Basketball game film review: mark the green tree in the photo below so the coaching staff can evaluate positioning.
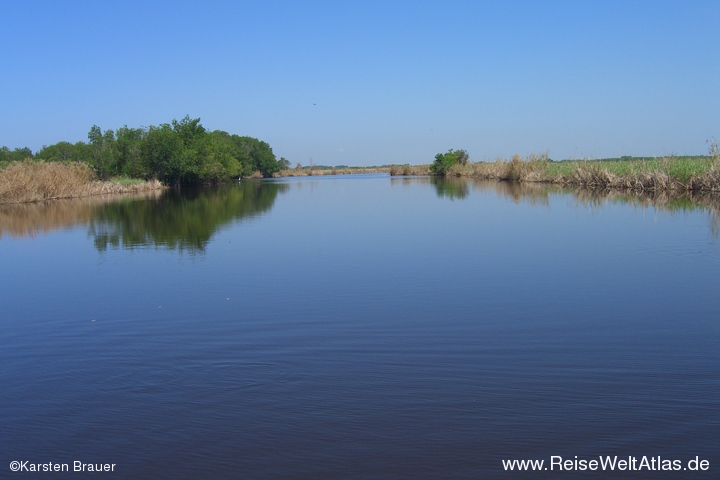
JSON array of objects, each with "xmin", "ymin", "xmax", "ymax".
[
  {"xmin": 172, "ymin": 116, "xmax": 203, "ymax": 183},
  {"xmin": 36, "ymin": 142, "xmax": 90, "ymax": 163},
  {"xmin": 210, "ymin": 130, "xmax": 252, "ymax": 178},
  {"xmin": 6, "ymin": 116, "xmax": 281, "ymax": 185},
  {"xmin": 115, "ymin": 126, "xmax": 147, "ymax": 178},
  {"xmin": 141, "ymin": 124, "xmax": 184, "ymax": 184},
  {"xmin": 197, "ymin": 131, "xmax": 243, "ymax": 183},
  {"xmin": 230, "ymin": 136, "xmax": 279, "ymax": 177},
  {"xmin": 88, "ymin": 125, "xmax": 118, "ymax": 179},
  {"xmin": 161, "ymin": 117, "xmax": 241, "ymax": 183},
  {"xmin": 0, "ymin": 146, "xmax": 33, "ymax": 163},
  {"xmin": 172, "ymin": 115, "xmax": 206, "ymax": 147},
  {"xmin": 430, "ymin": 149, "xmax": 469, "ymax": 175}
]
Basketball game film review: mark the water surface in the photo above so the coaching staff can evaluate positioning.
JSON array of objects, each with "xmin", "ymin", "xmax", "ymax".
[{"xmin": 1, "ymin": 176, "xmax": 718, "ymax": 478}]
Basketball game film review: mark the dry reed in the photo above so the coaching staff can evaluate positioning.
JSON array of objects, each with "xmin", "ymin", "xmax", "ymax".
[
  {"xmin": 276, "ymin": 167, "xmax": 391, "ymax": 177},
  {"xmin": 0, "ymin": 160, "xmax": 165, "ymax": 204},
  {"xmin": 389, "ymin": 164, "xmax": 430, "ymax": 176}
]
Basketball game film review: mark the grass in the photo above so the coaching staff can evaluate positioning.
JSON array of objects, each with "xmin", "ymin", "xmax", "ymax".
[
  {"xmin": 389, "ymin": 164, "xmax": 431, "ymax": 176},
  {"xmin": 109, "ymin": 176, "xmax": 150, "ymax": 186},
  {"xmin": 0, "ymin": 160, "xmax": 165, "ymax": 204},
  {"xmin": 275, "ymin": 166, "xmax": 390, "ymax": 177},
  {"xmin": 6, "ymin": 153, "xmax": 720, "ymax": 204},
  {"xmin": 271, "ymin": 154, "xmax": 720, "ymax": 194},
  {"xmin": 437, "ymin": 154, "xmax": 720, "ymax": 193}
]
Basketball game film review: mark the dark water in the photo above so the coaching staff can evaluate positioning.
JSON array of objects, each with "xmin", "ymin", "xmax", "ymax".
[{"xmin": 1, "ymin": 176, "xmax": 719, "ymax": 479}]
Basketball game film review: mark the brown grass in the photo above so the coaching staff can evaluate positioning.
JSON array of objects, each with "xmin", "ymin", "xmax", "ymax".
[
  {"xmin": 0, "ymin": 160, "xmax": 165, "ymax": 204},
  {"xmin": 389, "ymin": 164, "xmax": 431, "ymax": 176},
  {"xmin": 690, "ymin": 168, "xmax": 720, "ymax": 192},
  {"xmin": 275, "ymin": 167, "xmax": 391, "ymax": 177},
  {"xmin": 445, "ymin": 153, "xmax": 554, "ymax": 182}
]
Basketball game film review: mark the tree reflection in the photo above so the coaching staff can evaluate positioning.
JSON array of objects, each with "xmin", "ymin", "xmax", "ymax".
[
  {"xmin": 430, "ymin": 177, "xmax": 470, "ymax": 200},
  {"xmin": 88, "ymin": 181, "xmax": 288, "ymax": 252},
  {"xmin": 0, "ymin": 181, "xmax": 288, "ymax": 251}
]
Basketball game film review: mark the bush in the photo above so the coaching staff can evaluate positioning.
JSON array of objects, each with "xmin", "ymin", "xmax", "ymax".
[{"xmin": 430, "ymin": 149, "xmax": 469, "ymax": 175}]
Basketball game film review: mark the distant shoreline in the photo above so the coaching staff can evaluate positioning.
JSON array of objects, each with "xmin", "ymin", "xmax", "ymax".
[
  {"xmin": 4, "ymin": 155, "xmax": 720, "ymax": 204},
  {"xmin": 270, "ymin": 166, "xmax": 391, "ymax": 177},
  {"xmin": 275, "ymin": 155, "xmax": 720, "ymax": 194}
]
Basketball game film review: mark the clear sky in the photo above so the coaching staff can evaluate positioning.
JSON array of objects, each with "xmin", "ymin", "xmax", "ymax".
[{"xmin": 2, "ymin": 0, "xmax": 719, "ymax": 165}]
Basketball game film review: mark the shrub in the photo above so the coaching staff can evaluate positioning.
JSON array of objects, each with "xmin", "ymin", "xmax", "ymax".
[{"xmin": 430, "ymin": 149, "xmax": 469, "ymax": 175}]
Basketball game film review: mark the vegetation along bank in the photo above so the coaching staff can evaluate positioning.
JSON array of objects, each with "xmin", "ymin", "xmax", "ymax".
[
  {"xmin": 3, "ymin": 117, "xmax": 719, "ymax": 203},
  {"xmin": 390, "ymin": 146, "xmax": 720, "ymax": 193},
  {"xmin": 0, "ymin": 116, "xmax": 288, "ymax": 204}
]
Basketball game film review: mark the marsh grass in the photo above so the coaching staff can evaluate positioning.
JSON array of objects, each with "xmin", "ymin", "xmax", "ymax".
[
  {"xmin": 446, "ymin": 152, "xmax": 553, "ymax": 182},
  {"xmin": 110, "ymin": 176, "xmax": 149, "ymax": 186},
  {"xmin": 436, "ymin": 154, "xmax": 720, "ymax": 193},
  {"xmin": 277, "ymin": 167, "xmax": 391, "ymax": 177},
  {"xmin": 273, "ymin": 153, "xmax": 720, "ymax": 193},
  {"xmin": 565, "ymin": 157, "xmax": 720, "ymax": 191},
  {"xmin": 389, "ymin": 164, "xmax": 431, "ymax": 176},
  {"xmin": 268, "ymin": 153, "xmax": 720, "ymax": 193},
  {"xmin": 0, "ymin": 160, "xmax": 164, "ymax": 204}
]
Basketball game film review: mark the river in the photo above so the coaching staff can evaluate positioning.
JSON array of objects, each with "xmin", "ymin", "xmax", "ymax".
[{"xmin": 1, "ymin": 175, "xmax": 718, "ymax": 478}]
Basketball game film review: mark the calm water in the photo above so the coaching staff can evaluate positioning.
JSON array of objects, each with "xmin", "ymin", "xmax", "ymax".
[{"xmin": 1, "ymin": 176, "xmax": 719, "ymax": 479}]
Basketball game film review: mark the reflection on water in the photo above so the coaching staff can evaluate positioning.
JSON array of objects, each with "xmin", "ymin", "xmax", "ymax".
[
  {"xmin": 0, "ymin": 190, "xmax": 164, "ymax": 239},
  {"xmin": 88, "ymin": 181, "xmax": 288, "ymax": 252},
  {"xmin": 430, "ymin": 176, "xmax": 470, "ymax": 200},
  {"xmin": 392, "ymin": 176, "xmax": 720, "ymax": 234},
  {"xmin": 0, "ymin": 181, "xmax": 288, "ymax": 251},
  {"xmin": 3, "ymin": 176, "xmax": 720, "ymax": 247}
]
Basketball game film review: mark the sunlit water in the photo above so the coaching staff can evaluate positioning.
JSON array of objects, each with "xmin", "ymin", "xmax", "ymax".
[{"xmin": 1, "ymin": 176, "xmax": 719, "ymax": 479}]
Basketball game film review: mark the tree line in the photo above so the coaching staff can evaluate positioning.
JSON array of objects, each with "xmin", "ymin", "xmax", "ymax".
[{"xmin": 1, "ymin": 116, "xmax": 290, "ymax": 184}]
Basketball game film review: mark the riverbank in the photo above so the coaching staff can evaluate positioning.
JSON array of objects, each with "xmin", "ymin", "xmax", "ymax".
[
  {"xmin": 398, "ymin": 154, "xmax": 720, "ymax": 193},
  {"xmin": 0, "ymin": 160, "xmax": 165, "ymax": 204},
  {"xmin": 5, "ymin": 155, "xmax": 720, "ymax": 204},
  {"xmin": 272, "ymin": 166, "xmax": 391, "ymax": 177}
]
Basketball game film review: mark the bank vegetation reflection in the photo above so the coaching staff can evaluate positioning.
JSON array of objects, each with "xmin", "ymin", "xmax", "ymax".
[
  {"xmin": 0, "ymin": 181, "xmax": 289, "ymax": 251},
  {"xmin": 3, "ymin": 177, "xmax": 720, "ymax": 247},
  {"xmin": 392, "ymin": 176, "xmax": 720, "ymax": 236}
]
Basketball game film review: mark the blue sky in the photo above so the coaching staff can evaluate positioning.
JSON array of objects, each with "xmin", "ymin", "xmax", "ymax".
[{"xmin": 2, "ymin": 0, "xmax": 719, "ymax": 165}]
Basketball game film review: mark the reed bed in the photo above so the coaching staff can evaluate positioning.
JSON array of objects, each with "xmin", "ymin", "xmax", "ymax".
[
  {"xmin": 275, "ymin": 167, "xmax": 391, "ymax": 177},
  {"xmin": 0, "ymin": 160, "xmax": 165, "ymax": 204},
  {"xmin": 388, "ymin": 164, "xmax": 431, "ymax": 176},
  {"xmin": 277, "ymin": 154, "xmax": 720, "ymax": 194},
  {"xmin": 438, "ymin": 154, "xmax": 720, "ymax": 193}
]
